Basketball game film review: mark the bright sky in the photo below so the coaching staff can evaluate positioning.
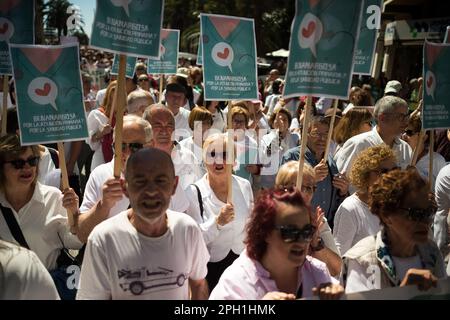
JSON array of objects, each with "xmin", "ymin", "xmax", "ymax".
[{"xmin": 70, "ymin": 0, "xmax": 95, "ymax": 36}]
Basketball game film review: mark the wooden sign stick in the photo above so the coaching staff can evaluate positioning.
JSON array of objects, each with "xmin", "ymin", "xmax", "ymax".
[
  {"xmin": 323, "ymin": 99, "xmax": 339, "ymax": 162},
  {"xmin": 428, "ymin": 130, "xmax": 434, "ymax": 189},
  {"xmin": 226, "ymin": 101, "xmax": 234, "ymax": 204},
  {"xmin": 411, "ymin": 130, "xmax": 426, "ymax": 166},
  {"xmin": 57, "ymin": 142, "xmax": 75, "ymax": 232},
  {"xmin": 113, "ymin": 55, "xmax": 127, "ymax": 178},
  {"xmin": 296, "ymin": 96, "xmax": 312, "ymax": 189},
  {"xmin": 1, "ymin": 76, "xmax": 8, "ymax": 137},
  {"xmin": 159, "ymin": 75, "xmax": 163, "ymax": 103}
]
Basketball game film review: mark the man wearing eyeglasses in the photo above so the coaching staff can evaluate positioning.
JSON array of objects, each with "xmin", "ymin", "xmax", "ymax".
[
  {"xmin": 281, "ymin": 116, "xmax": 349, "ymax": 229},
  {"xmin": 76, "ymin": 115, "xmax": 153, "ymax": 243},
  {"xmin": 334, "ymin": 95, "xmax": 412, "ymax": 179}
]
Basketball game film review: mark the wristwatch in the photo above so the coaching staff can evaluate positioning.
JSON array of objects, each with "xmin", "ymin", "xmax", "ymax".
[{"xmin": 311, "ymin": 237, "xmax": 325, "ymax": 252}]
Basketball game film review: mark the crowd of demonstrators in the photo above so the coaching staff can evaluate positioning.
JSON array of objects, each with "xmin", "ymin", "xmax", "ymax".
[{"xmin": 3, "ymin": 51, "xmax": 450, "ymax": 301}]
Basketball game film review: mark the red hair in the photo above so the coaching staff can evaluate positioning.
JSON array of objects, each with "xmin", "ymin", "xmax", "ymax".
[{"xmin": 245, "ymin": 188, "xmax": 310, "ymax": 261}]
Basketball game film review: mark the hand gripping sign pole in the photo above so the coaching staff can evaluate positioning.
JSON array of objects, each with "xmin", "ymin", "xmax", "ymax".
[
  {"xmin": 323, "ymin": 99, "xmax": 339, "ymax": 162},
  {"xmin": 296, "ymin": 96, "xmax": 312, "ymax": 190},
  {"xmin": 1, "ymin": 76, "xmax": 8, "ymax": 137},
  {"xmin": 57, "ymin": 142, "xmax": 76, "ymax": 232},
  {"xmin": 113, "ymin": 55, "xmax": 127, "ymax": 178}
]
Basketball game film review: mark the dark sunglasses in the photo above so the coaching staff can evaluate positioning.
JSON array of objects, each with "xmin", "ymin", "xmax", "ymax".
[
  {"xmin": 121, "ymin": 142, "xmax": 144, "ymax": 153},
  {"xmin": 138, "ymin": 78, "xmax": 149, "ymax": 82},
  {"xmin": 275, "ymin": 224, "xmax": 316, "ymax": 243},
  {"xmin": 301, "ymin": 185, "xmax": 317, "ymax": 194},
  {"xmin": 398, "ymin": 206, "xmax": 436, "ymax": 222},
  {"xmin": 208, "ymin": 151, "xmax": 227, "ymax": 159},
  {"xmin": 5, "ymin": 156, "xmax": 39, "ymax": 170},
  {"xmin": 404, "ymin": 129, "xmax": 416, "ymax": 136}
]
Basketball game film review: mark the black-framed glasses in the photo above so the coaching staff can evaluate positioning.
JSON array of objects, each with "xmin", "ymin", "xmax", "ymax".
[
  {"xmin": 121, "ymin": 142, "xmax": 143, "ymax": 153},
  {"xmin": 398, "ymin": 206, "xmax": 436, "ymax": 222},
  {"xmin": 275, "ymin": 224, "xmax": 316, "ymax": 243},
  {"xmin": 5, "ymin": 156, "xmax": 39, "ymax": 170}
]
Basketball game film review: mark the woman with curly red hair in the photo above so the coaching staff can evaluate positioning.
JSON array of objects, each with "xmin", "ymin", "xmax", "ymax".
[
  {"xmin": 209, "ymin": 188, "xmax": 343, "ymax": 300},
  {"xmin": 343, "ymin": 168, "xmax": 446, "ymax": 293}
]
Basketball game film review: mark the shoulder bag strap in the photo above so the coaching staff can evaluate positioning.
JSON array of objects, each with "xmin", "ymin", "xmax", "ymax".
[{"xmin": 191, "ymin": 184, "xmax": 204, "ymax": 220}]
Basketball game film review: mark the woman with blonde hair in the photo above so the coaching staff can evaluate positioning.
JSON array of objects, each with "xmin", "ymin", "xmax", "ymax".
[
  {"xmin": 185, "ymin": 133, "xmax": 254, "ymax": 291},
  {"xmin": 86, "ymin": 80, "xmax": 117, "ymax": 169},
  {"xmin": 333, "ymin": 144, "xmax": 398, "ymax": 255},
  {"xmin": 275, "ymin": 161, "xmax": 342, "ymax": 277},
  {"xmin": 333, "ymin": 107, "xmax": 373, "ymax": 155}
]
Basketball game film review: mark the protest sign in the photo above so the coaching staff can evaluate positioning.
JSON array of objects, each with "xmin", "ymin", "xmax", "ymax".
[
  {"xmin": 0, "ymin": 0, "xmax": 34, "ymax": 75},
  {"xmin": 422, "ymin": 41, "xmax": 450, "ymax": 130},
  {"xmin": 284, "ymin": 0, "xmax": 363, "ymax": 99},
  {"xmin": 147, "ymin": 29, "xmax": 180, "ymax": 74},
  {"xmin": 111, "ymin": 54, "xmax": 137, "ymax": 78},
  {"xmin": 90, "ymin": 0, "xmax": 164, "ymax": 58},
  {"xmin": 9, "ymin": 43, "xmax": 88, "ymax": 145},
  {"xmin": 201, "ymin": 13, "xmax": 258, "ymax": 101},
  {"xmin": 353, "ymin": 0, "xmax": 382, "ymax": 75}
]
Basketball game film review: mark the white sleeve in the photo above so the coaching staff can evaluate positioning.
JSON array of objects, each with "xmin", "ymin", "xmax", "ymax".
[
  {"xmin": 187, "ymin": 222, "xmax": 210, "ymax": 281},
  {"xmin": 76, "ymin": 235, "xmax": 111, "ymax": 300},
  {"xmin": 434, "ymin": 169, "xmax": 450, "ymax": 250},
  {"xmin": 185, "ymin": 185, "xmax": 220, "ymax": 246},
  {"xmin": 334, "ymin": 140, "xmax": 360, "ymax": 174},
  {"xmin": 87, "ymin": 111, "xmax": 107, "ymax": 151},
  {"xmin": 80, "ymin": 172, "xmax": 102, "ymax": 213},
  {"xmin": 319, "ymin": 219, "xmax": 341, "ymax": 256},
  {"xmin": 344, "ymin": 259, "xmax": 373, "ymax": 294},
  {"xmin": 2, "ymin": 249, "xmax": 60, "ymax": 300},
  {"xmin": 333, "ymin": 204, "xmax": 358, "ymax": 255}
]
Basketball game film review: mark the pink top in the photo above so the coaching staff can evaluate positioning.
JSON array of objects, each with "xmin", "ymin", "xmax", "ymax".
[{"xmin": 209, "ymin": 249, "xmax": 337, "ymax": 300}]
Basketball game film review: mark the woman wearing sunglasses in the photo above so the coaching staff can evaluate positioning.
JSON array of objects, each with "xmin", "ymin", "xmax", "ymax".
[
  {"xmin": 401, "ymin": 113, "xmax": 446, "ymax": 189},
  {"xmin": 333, "ymin": 145, "xmax": 398, "ymax": 256},
  {"xmin": 210, "ymin": 188, "xmax": 343, "ymax": 300},
  {"xmin": 0, "ymin": 134, "xmax": 83, "ymax": 271},
  {"xmin": 343, "ymin": 168, "xmax": 446, "ymax": 293},
  {"xmin": 185, "ymin": 133, "xmax": 254, "ymax": 292},
  {"xmin": 275, "ymin": 161, "xmax": 342, "ymax": 277}
]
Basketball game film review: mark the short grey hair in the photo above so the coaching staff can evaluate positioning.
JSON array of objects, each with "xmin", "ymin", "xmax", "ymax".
[
  {"xmin": 373, "ymin": 96, "xmax": 407, "ymax": 119},
  {"xmin": 126, "ymin": 91, "xmax": 154, "ymax": 114},
  {"xmin": 123, "ymin": 114, "xmax": 153, "ymax": 143}
]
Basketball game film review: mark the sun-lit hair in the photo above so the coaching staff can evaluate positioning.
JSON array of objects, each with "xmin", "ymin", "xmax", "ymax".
[
  {"xmin": 334, "ymin": 107, "xmax": 373, "ymax": 145},
  {"xmin": 349, "ymin": 144, "xmax": 397, "ymax": 191},
  {"xmin": 188, "ymin": 106, "xmax": 213, "ymax": 131},
  {"xmin": 245, "ymin": 189, "xmax": 310, "ymax": 261},
  {"xmin": 275, "ymin": 161, "xmax": 315, "ymax": 189},
  {"xmin": 101, "ymin": 80, "xmax": 118, "ymax": 118}
]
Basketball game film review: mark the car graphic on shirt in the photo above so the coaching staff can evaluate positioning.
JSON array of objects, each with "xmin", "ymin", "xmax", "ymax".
[{"xmin": 118, "ymin": 267, "xmax": 187, "ymax": 296}]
